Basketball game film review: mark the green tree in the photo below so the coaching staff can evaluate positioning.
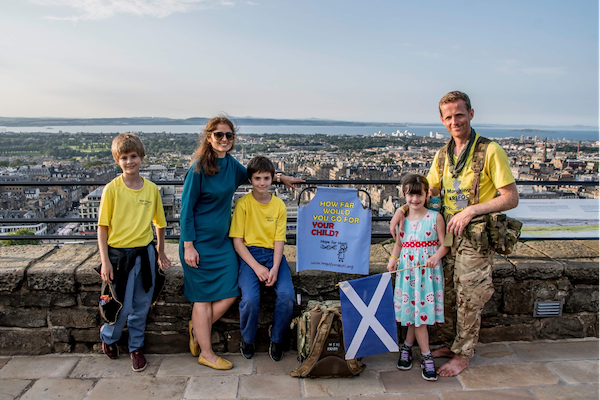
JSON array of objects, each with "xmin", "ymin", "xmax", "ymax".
[{"xmin": 1, "ymin": 228, "xmax": 40, "ymax": 246}]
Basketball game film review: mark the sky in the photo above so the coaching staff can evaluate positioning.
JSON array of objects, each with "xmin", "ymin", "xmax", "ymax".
[{"xmin": 1, "ymin": 0, "xmax": 598, "ymax": 126}]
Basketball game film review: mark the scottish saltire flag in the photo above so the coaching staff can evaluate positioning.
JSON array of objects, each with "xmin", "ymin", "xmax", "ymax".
[{"xmin": 339, "ymin": 272, "xmax": 398, "ymax": 360}]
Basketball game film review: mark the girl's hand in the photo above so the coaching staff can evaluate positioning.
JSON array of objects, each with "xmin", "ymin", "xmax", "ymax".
[
  {"xmin": 387, "ymin": 257, "xmax": 398, "ymax": 272},
  {"xmin": 424, "ymin": 256, "xmax": 439, "ymax": 269},
  {"xmin": 101, "ymin": 261, "xmax": 114, "ymax": 283},
  {"xmin": 184, "ymin": 246, "xmax": 200, "ymax": 268}
]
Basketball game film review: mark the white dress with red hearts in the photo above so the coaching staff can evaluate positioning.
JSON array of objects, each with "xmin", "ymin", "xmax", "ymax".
[{"xmin": 393, "ymin": 210, "xmax": 444, "ymax": 327}]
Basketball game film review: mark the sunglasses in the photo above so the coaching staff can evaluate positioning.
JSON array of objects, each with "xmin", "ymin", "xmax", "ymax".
[{"xmin": 212, "ymin": 131, "xmax": 235, "ymax": 140}]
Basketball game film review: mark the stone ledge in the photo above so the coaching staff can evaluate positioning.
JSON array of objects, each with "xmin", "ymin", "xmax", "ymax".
[{"xmin": 0, "ymin": 245, "xmax": 56, "ymax": 291}]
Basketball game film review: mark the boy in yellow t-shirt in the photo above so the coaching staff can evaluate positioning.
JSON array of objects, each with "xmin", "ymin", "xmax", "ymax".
[
  {"xmin": 98, "ymin": 133, "xmax": 171, "ymax": 372},
  {"xmin": 229, "ymin": 156, "xmax": 294, "ymax": 362}
]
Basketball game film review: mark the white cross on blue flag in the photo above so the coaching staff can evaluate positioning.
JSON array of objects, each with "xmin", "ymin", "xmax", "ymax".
[{"xmin": 339, "ymin": 272, "xmax": 398, "ymax": 360}]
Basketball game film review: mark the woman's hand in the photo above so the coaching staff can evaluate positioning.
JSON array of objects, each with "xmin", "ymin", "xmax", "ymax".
[
  {"xmin": 184, "ymin": 242, "xmax": 200, "ymax": 268},
  {"xmin": 279, "ymin": 175, "xmax": 305, "ymax": 190}
]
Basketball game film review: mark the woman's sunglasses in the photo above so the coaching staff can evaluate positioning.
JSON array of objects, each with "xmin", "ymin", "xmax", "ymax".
[{"xmin": 212, "ymin": 131, "xmax": 235, "ymax": 141}]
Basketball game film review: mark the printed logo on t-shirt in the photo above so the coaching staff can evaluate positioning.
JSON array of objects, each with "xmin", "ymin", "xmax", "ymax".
[
  {"xmin": 138, "ymin": 199, "xmax": 152, "ymax": 210},
  {"xmin": 445, "ymin": 177, "xmax": 469, "ymax": 211},
  {"xmin": 266, "ymin": 216, "xmax": 275, "ymax": 223}
]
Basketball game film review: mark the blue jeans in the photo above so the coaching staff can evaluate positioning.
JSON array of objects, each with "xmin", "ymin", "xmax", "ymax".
[
  {"xmin": 238, "ymin": 246, "xmax": 295, "ymax": 344},
  {"xmin": 100, "ymin": 245, "xmax": 156, "ymax": 352}
]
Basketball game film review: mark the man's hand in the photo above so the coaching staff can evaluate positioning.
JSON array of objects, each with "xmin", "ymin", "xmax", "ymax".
[
  {"xmin": 101, "ymin": 261, "xmax": 114, "ymax": 283},
  {"xmin": 265, "ymin": 267, "xmax": 279, "ymax": 287},
  {"xmin": 446, "ymin": 207, "xmax": 475, "ymax": 237},
  {"xmin": 158, "ymin": 252, "xmax": 172, "ymax": 270},
  {"xmin": 253, "ymin": 265, "xmax": 270, "ymax": 283},
  {"xmin": 390, "ymin": 208, "xmax": 405, "ymax": 240}
]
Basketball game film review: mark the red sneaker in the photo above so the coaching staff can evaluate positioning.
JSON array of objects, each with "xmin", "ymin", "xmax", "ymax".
[
  {"xmin": 130, "ymin": 350, "xmax": 147, "ymax": 372},
  {"xmin": 102, "ymin": 341, "xmax": 119, "ymax": 360}
]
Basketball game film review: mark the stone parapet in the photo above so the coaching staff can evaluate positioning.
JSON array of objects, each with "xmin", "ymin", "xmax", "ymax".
[{"xmin": 0, "ymin": 240, "xmax": 597, "ymax": 355}]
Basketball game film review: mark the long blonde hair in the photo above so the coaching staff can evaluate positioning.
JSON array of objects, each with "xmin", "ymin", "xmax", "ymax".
[{"xmin": 190, "ymin": 115, "xmax": 237, "ymax": 176}]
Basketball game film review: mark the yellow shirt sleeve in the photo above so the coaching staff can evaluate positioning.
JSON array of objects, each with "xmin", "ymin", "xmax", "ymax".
[
  {"xmin": 275, "ymin": 199, "xmax": 287, "ymax": 242},
  {"xmin": 229, "ymin": 197, "xmax": 246, "ymax": 239}
]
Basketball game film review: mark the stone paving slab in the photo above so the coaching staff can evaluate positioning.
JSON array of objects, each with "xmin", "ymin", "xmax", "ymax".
[
  {"xmin": 0, "ymin": 379, "xmax": 30, "ymax": 400},
  {"xmin": 459, "ymin": 363, "xmax": 559, "ymax": 389},
  {"xmin": 239, "ymin": 374, "xmax": 301, "ymax": 399},
  {"xmin": 27, "ymin": 244, "xmax": 97, "ymax": 292},
  {"xmin": 368, "ymin": 395, "xmax": 439, "ymax": 400},
  {"xmin": 510, "ymin": 339, "xmax": 599, "ymax": 362},
  {"xmin": 380, "ymin": 367, "xmax": 462, "ymax": 393},
  {"xmin": 0, "ymin": 245, "xmax": 55, "ymax": 291},
  {"xmin": 303, "ymin": 370, "xmax": 383, "ymax": 397},
  {"xmin": 361, "ymin": 351, "xmax": 398, "ymax": 371},
  {"xmin": 0, "ymin": 358, "xmax": 8, "ymax": 369},
  {"xmin": 255, "ymin": 352, "xmax": 300, "ymax": 375},
  {"xmin": 20, "ymin": 378, "xmax": 94, "ymax": 400},
  {"xmin": 531, "ymin": 384, "xmax": 599, "ymax": 400},
  {"xmin": 545, "ymin": 360, "xmax": 599, "ymax": 384},
  {"xmin": 183, "ymin": 376, "xmax": 239, "ymax": 400},
  {"xmin": 157, "ymin": 354, "xmax": 252, "ymax": 377},
  {"xmin": 440, "ymin": 388, "xmax": 536, "ymax": 400},
  {"xmin": 577, "ymin": 240, "xmax": 599, "ymax": 253},
  {"xmin": 469, "ymin": 343, "xmax": 522, "ymax": 366},
  {"xmin": 87, "ymin": 377, "xmax": 187, "ymax": 400},
  {"xmin": 0, "ymin": 356, "xmax": 80, "ymax": 379},
  {"xmin": 69, "ymin": 354, "xmax": 163, "ymax": 378}
]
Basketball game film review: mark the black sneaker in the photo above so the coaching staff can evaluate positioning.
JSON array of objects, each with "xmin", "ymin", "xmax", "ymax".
[
  {"xmin": 397, "ymin": 343, "xmax": 412, "ymax": 370},
  {"xmin": 240, "ymin": 340, "xmax": 255, "ymax": 359},
  {"xmin": 269, "ymin": 340, "xmax": 284, "ymax": 362},
  {"xmin": 421, "ymin": 353, "xmax": 438, "ymax": 381}
]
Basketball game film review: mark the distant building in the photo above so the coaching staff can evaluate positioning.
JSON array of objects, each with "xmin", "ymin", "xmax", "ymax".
[{"xmin": 78, "ymin": 186, "xmax": 104, "ymax": 232}]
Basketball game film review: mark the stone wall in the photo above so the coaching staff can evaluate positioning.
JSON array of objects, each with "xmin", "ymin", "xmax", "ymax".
[{"xmin": 0, "ymin": 240, "xmax": 597, "ymax": 356}]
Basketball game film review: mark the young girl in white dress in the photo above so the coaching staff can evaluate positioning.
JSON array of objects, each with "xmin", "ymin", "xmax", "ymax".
[{"xmin": 387, "ymin": 173, "xmax": 449, "ymax": 381}]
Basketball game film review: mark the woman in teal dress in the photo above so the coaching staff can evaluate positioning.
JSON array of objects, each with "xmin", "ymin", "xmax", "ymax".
[{"xmin": 180, "ymin": 116, "xmax": 301, "ymax": 370}]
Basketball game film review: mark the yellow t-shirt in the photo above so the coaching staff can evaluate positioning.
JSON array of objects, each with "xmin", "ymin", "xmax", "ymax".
[
  {"xmin": 229, "ymin": 192, "xmax": 287, "ymax": 249},
  {"xmin": 98, "ymin": 176, "xmax": 167, "ymax": 248},
  {"xmin": 427, "ymin": 134, "xmax": 515, "ymax": 215}
]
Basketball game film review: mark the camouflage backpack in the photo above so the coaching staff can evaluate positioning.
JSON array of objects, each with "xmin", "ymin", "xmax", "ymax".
[
  {"xmin": 436, "ymin": 136, "xmax": 522, "ymax": 255},
  {"xmin": 290, "ymin": 301, "xmax": 365, "ymax": 378}
]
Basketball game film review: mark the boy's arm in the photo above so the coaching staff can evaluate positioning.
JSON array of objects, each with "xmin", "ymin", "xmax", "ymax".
[
  {"xmin": 155, "ymin": 226, "xmax": 171, "ymax": 270},
  {"xmin": 266, "ymin": 240, "xmax": 284, "ymax": 287},
  {"xmin": 97, "ymin": 225, "xmax": 113, "ymax": 282},
  {"xmin": 233, "ymin": 237, "xmax": 269, "ymax": 282},
  {"xmin": 425, "ymin": 213, "xmax": 450, "ymax": 268}
]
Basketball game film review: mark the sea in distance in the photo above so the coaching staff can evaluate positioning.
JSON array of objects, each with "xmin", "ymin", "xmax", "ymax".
[{"xmin": 6, "ymin": 124, "xmax": 599, "ymax": 141}]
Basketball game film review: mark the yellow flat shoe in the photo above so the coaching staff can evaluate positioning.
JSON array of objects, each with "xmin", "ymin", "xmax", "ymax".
[
  {"xmin": 188, "ymin": 320, "xmax": 200, "ymax": 357},
  {"xmin": 198, "ymin": 354, "xmax": 233, "ymax": 370}
]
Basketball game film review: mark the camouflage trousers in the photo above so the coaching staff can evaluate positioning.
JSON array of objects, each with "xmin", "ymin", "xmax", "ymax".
[{"xmin": 435, "ymin": 233, "xmax": 494, "ymax": 358}]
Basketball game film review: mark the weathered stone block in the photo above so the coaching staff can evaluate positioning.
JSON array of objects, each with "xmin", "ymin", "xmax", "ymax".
[
  {"xmin": 577, "ymin": 239, "xmax": 599, "ymax": 254},
  {"xmin": 492, "ymin": 255, "xmax": 514, "ymax": 278},
  {"xmin": 565, "ymin": 285, "xmax": 599, "ymax": 313},
  {"xmin": 54, "ymin": 342, "xmax": 72, "ymax": 353},
  {"xmin": 532, "ymin": 281, "xmax": 558, "ymax": 302},
  {"xmin": 52, "ymin": 327, "xmax": 71, "ymax": 343},
  {"xmin": 50, "ymin": 308, "xmax": 98, "ymax": 328},
  {"xmin": 79, "ymin": 290, "xmax": 100, "ymax": 307},
  {"xmin": 164, "ymin": 243, "xmax": 181, "ymax": 267},
  {"xmin": 512, "ymin": 259, "xmax": 563, "ymax": 281},
  {"xmin": 27, "ymin": 244, "xmax": 97, "ymax": 293},
  {"xmin": 540, "ymin": 316, "xmax": 586, "ymax": 339},
  {"xmin": 71, "ymin": 328, "xmax": 100, "ymax": 343},
  {"xmin": 0, "ymin": 327, "xmax": 52, "ymax": 355},
  {"xmin": 503, "ymin": 279, "xmax": 533, "ymax": 314},
  {"xmin": 161, "ymin": 264, "xmax": 183, "ymax": 295},
  {"xmin": 74, "ymin": 251, "xmax": 101, "ymax": 286},
  {"xmin": 0, "ymin": 291, "xmax": 77, "ymax": 308},
  {"xmin": 479, "ymin": 323, "xmax": 538, "ymax": 342},
  {"xmin": 0, "ymin": 308, "xmax": 47, "ymax": 328},
  {"xmin": 482, "ymin": 285, "xmax": 502, "ymax": 317},
  {"xmin": 370, "ymin": 244, "xmax": 390, "ymax": 272},
  {"xmin": 482, "ymin": 314, "xmax": 536, "ymax": 327},
  {"xmin": 579, "ymin": 313, "xmax": 599, "ymax": 337},
  {"xmin": 144, "ymin": 331, "xmax": 189, "ymax": 353},
  {"xmin": 0, "ymin": 245, "xmax": 56, "ymax": 291},
  {"xmin": 527, "ymin": 240, "xmax": 599, "ymax": 259},
  {"xmin": 150, "ymin": 303, "xmax": 192, "ymax": 319},
  {"xmin": 562, "ymin": 258, "xmax": 599, "ymax": 283}
]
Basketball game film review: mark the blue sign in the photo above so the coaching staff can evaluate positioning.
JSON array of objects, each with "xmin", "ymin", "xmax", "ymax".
[{"xmin": 297, "ymin": 187, "xmax": 372, "ymax": 274}]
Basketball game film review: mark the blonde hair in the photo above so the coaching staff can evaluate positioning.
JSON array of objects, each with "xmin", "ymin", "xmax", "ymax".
[
  {"xmin": 439, "ymin": 91, "xmax": 471, "ymax": 115},
  {"xmin": 111, "ymin": 133, "xmax": 146, "ymax": 162}
]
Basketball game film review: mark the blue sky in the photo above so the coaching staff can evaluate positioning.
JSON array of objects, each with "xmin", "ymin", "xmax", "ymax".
[{"xmin": 1, "ymin": 0, "xmax": 598, "ymax": 126}]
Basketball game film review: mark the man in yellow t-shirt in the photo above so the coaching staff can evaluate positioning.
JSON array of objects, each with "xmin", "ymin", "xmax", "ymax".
[
  {"xmin": 390, "ymin": 91, "xmax": 519, "ymax": 377},
  {"xmin": 229, "ymin": 156, "xmax": 294, "ymax": 362}
]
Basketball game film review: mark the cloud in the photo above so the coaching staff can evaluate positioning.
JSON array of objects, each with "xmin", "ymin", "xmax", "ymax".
[
  {"xmin": 494, "ymin": 59, "xmax": 565, "ymax": 76},
  {"xmin": 31, "ymin": 0, "xmax": 225, "ymax": 21}
]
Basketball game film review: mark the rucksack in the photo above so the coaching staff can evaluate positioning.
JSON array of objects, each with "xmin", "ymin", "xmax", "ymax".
[{"xmin": 290, "ymin": 301, "xmax": 365, "ymax": 378}]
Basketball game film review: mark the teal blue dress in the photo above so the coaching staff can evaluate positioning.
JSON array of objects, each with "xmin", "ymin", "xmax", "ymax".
[{"xmin": 179, "ymin": 155, "xmax": 248, "ymax": 302}]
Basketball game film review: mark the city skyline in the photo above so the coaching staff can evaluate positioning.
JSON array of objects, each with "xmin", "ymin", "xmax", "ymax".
[{"xmin": 1, "ymin": 0, "xmax": 598, "ymax": 127}]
